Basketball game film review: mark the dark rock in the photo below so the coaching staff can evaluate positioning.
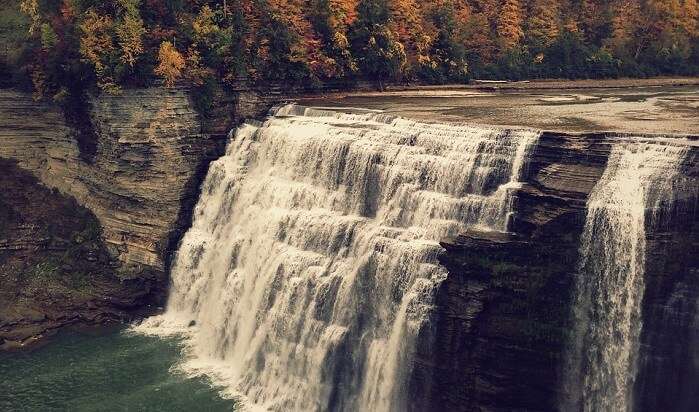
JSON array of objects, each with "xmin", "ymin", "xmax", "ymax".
[{"xmin": 411, "ymin": 133, "xmax": 699, "ymax": 412}]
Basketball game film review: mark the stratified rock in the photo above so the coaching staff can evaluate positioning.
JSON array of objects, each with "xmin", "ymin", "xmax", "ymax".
[
  {"xmin": 412, "ymin": 132, "xmax": 699, "ymax": 412},
  {"xmin": 0, "ymin": 159, "xmax": 160, "ymax": 348},
  {"xmin": 0, "ymin": 85, "xmax": 286, "ymax": 346},
  {"xmin": 0, "ymin": 88, "xmax": 244, "ymax": 346}
]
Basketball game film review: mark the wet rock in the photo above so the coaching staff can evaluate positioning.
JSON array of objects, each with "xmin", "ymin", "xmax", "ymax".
[{"xmin": 411, "ymin": 133, "xmax": 699, "ymax": 412}]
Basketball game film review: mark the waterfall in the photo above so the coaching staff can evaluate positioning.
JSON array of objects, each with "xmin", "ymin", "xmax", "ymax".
[
  {"xmin": 563, "ymin": 141, "xmax": 688, "ymax": 412},
  {"xmin": 136, "ymin": 105, "xmax": 538, "ymax": 411}
]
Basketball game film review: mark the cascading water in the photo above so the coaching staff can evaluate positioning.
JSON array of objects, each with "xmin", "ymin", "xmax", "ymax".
[
  {"xmin": 137, "ymin": 105, "xmax": 538, "ymax": 411},
  {"xmin": 562, "ymin": 141, "xmax": 688, "ymax": 412}
]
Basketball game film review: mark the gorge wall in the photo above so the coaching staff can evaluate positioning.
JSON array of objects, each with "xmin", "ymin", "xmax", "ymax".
[
  {"xmin": 419, "ymin": 133, "xmax": 699, "ymax": 411},
  {"xmin": 0, "ymin": 88, "xmax": 277, "ymax": 348},
  {"xmin": 131, "ymin": 105, "xmax": 696, "ymax": 412}
]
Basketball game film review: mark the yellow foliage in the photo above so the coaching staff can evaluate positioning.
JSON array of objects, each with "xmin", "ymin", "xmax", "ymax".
[
  {"xmin": 389, "ymin": 0, "xmax": 429, "ymax": 60},
  {"xmin": 79, "ymin": 10, "xmax": 120, "ymax": 92},
  {"xmin": 185, "ymin": 47, "xmax": 214, "ymax": 85},
  {"xmin": 608, "ymin": 0, "xmax": 643, "ymax": 54},
  {"xmin": 155, "ymin": 41, "xmax": 185, "ymax": 87},
  {"xmin": 681, "ymin": 0, "xmax": 699, "ymax": 36},
  {"xmin": 193, "ymin": 5, "xmax": 219, "ymax": 41},
  {"xmin": 329, "ymin": 0, "xmax": 359, "ymax": 28},
  {"xmin": 527, "ymin": 0, "xmax": 560, "ymax": 48},
  {"xmin": 20, "ymin": 0, "xmax": 40, "ymax": 35},
  {"xmin": 116, "ymin": 13, "xmax": 146, "ymax": 66}
]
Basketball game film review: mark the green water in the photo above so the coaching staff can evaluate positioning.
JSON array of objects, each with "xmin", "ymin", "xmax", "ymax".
[{"xmin": 0, "ymin": 327, "xmax": 236, "ymax": 411}]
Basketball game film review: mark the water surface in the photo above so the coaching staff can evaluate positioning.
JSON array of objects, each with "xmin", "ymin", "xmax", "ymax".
[{"xmin": 0, "ymin": 327, "xmax": 235, "ymax": 411}]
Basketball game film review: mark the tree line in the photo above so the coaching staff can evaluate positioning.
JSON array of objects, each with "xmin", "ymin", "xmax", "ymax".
[{"xmin": 1, "ymin": 0, "xmax": 698, "ymax": 101}]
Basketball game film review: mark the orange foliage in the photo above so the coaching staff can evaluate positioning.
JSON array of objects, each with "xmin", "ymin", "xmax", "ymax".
[
  {"xmin": 497, "ymin": 0, "xmax": 524, "ymax": 50},
  {"xmin": 155, "ymin": 41, "xmax": 185, "ymax": 87}
]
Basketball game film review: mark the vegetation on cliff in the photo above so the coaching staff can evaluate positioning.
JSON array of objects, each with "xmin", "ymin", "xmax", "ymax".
[{"xmin": 0, "ymin": 0, "xmax": 698, "ymax": 100}]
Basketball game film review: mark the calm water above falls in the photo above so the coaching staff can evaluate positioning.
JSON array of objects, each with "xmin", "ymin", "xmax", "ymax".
[{"xmin": 0, "ymin": 328, "xmax": 236, "ymax": 412}]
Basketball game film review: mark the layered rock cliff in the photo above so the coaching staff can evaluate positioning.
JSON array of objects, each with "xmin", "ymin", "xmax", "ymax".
[
  {"xmin": 0, "ymin": 158, "xmax": 162, "ymax": 347},
  {"xmin": 413, "ymin": 133, "xmax": 699, "ymax": 411},
  {"xmin": 0, "ymin": 88, "xmax": 280, "ymax": 348},
  {"xmin": 634, "ymin": 148, "xmax": 699, "ymax": 412}
]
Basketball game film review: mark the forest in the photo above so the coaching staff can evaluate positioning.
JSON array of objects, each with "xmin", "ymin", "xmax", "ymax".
[{"xmin": 1, "ymin": 0, "xmax": 698, "ymax": 101}]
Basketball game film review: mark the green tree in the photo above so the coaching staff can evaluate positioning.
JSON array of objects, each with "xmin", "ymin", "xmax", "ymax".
[
  {"xmin": 116, "ymin": 0, "xmax": 146, "ymax": 66},
  {"xmin": 419, "ymin": 2, "xmax": 468, "ymax": 83},
  {"xmin": 350, "ymin": 0, "xmax": 406, "ymax": 88}
]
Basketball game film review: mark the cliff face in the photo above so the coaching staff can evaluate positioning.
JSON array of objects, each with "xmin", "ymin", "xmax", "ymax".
[
  {"xmin": 0, "ymin": 158, "xmax": 161, "ymax": 347},
  {"xmin": 633, "ymin": 150, "xmax": 699, "ymax": 412},
  {"xmin": 0, "ymin": 88, "xmax": 276, "ymax": 348},
  {"xmin": 0, "ymin": 89, "xmax": 222, "ymax": 274},
  {"xmin": 413, "ymin": 133, "xmax": 699, "ymax": 411},
  {"xmin": 410, "ymin": 132, "xmax": 609, "ymax": 411}
]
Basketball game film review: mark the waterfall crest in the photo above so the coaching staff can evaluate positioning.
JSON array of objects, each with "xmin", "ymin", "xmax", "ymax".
[
  {"xmin": 136, "ymin": 105, "xmax": 538, "ymax": 411},
  {"xmin": 563, "ymin": 141, "xmax": 688, "ymax": 412}
]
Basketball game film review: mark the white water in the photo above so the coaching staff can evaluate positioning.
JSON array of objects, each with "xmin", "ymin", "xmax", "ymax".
[
  {"xmin": 136, "ymin": 105, "xmax": 538, "ymax": 411},
  {"xmin": 563, "ymin": 141, "xmax": 688, "ymax": 412}
]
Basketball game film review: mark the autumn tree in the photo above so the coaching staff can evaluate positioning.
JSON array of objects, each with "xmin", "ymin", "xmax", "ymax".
[
  {"xmin": 260, "ymin": 0, "xmax": 333, "ymax": 80},
  {"xmin": 681, "ymin": 0, "xmax": 699, "ymax": 37},
  {"xmin": 577, "ymin": 0, "xmax": 609, "ymax": 45},
  {"xmin": 115, "ymin": 0, "xmax": 146, "ymax": 66},
  {"xmin": 191, "ymin": 5, "xmax": 226, "ymax": 67},
  {"xmin": 19, "ymin": 0, "xmax": 40, "ymax": 34},
  {"xmin": 418, "ymin": 2, "xmax": 468, "ymax": 83},
  {"xmin": 155, "ymin": 40, "xmax": 185, "ymax": 86},
  {"xmin": 642, "ymin": 0, "xmax": 695, "ymax": 72},
  {"xmin": 497, "ymin": 0, "xmax": 524, "ymax": 51},
  {"xmin": 308, "ymin": 0, "xmax": 359, "ymax": 77},
  {"xmin": 459, "ymin": 11, "xmax": 497, "ymax": 66},
  {"xmin": 388, "ymin": 0, "xmax": 429, "ymax": 66},
  {"xmin": 606, "ymin": 0, "xmax": 644, "ymax": 59},
  {"xmin": 79, "ymin": 10, "xmax": 119, "ymax": 93},
  {"xmin": 8, "ymin": 0, "xmax": 699, "ymax": 97},
  {"xmin": 527, "ymin": 0, "xmax": 561, "ymax": 52},
  {"xmin": 251, "ymin": 9, "xmax": 311, "ymax": 82}
]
